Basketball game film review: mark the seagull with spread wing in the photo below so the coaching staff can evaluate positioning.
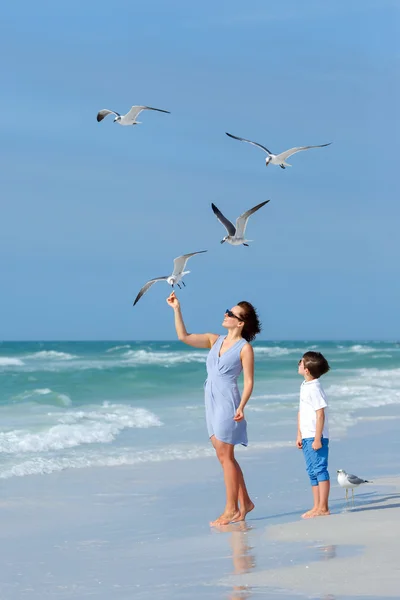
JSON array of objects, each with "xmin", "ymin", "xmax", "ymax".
[
  {"xmin": 226, "ymin": 132, "xmax": 331, "ymax": 169},
  {"xmin": 211, "ymin": 200, "xmax": 269, "ymax": 246},
  {"xmin": 133, "ymin": 251, "xmax": 207, "ymax": 306},
  {"xmin": 97, "ymin": 105, "xmax": 170, "ymax": 126}
]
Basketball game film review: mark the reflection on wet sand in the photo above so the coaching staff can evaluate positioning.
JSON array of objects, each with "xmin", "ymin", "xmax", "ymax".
[
  {"xmin": 317, "ymin": 544, "xmax": 337, "ymax": 561},
  {"xmin": 214, "ymin": 521, "xmax": 255, "ymax": 600}
]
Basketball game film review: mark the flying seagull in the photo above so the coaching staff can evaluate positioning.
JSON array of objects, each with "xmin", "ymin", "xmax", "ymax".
[
  {"xmin": 97, "ymin": 105, "xmax": 170, "ymax": 126},
  {"xmin": 337, "ymin": 469, "xmax": 372, "ymax": 503},
  {"xmin": 211, "ymin": 201, "xmax": 270, "ymax": 246},
  {"xmin": 133, "ymin": 251, "xmax": 207, "ymax": 306},
  {"xmin": 226, "ymin": 132, "xmax": 331, "ymax": 169}
]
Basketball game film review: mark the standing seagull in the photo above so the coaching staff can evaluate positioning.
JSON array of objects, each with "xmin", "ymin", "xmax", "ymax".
[
  {"xmin": 133, "ymin": 251, "xmax": 207, "ymax": 306},
  {"xmin": 97, "ymin": 105, "xmax": 170, "ymax": 126},
  {"xmin": 337, "ymin": 469, "xmax": 372, "ymax": 503},
  {"xmin": 211, "ymin": 201, "xmax": 270, "ymax": 246},
  {"xmin": 226, "ymin": 132, "xmax": 331, "ymax": 169}
]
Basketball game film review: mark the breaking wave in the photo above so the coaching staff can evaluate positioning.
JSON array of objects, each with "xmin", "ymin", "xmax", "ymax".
[
  {"xmin": 25, "ymin": 351, "xmax": 77, "ymax": 360},
  {"xmin": 0, "ymin": 440, "xmax": 293, "ymax": 479},
  {"xmin": 0, "ymin": 357, "xmax": 24, "ymax": 367},
  {"xmin": 0, "ymin": 404, "xmax": 162, "ymax": 454},
  {"xmin": 13, "ymin": 388, "xmax": 72, "ymax": 407},
  {"xmin": 253, "ymin": 346, "xmax": 302, "ymax": 357},
  {"xmin": 122, "ymin": 349, "xmax": 207, "ymax": 366},
  {"xmin": 106, "ymin": 345, "xmax": 131, "ymax": 353}
]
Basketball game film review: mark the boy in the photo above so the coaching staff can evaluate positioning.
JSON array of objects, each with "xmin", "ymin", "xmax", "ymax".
[{"xmin": 296, "ymin": 351, "xmax": 330, "ymax": 518}]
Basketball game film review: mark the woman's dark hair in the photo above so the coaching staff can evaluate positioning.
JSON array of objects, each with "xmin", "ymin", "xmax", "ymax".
[
  {"xmin": 237, "ymin": 301, "xmax": 261, "ymax": 342},
  {"xmin": 302, "ymin": 351, "xmax": 330, "ymax": 378}
]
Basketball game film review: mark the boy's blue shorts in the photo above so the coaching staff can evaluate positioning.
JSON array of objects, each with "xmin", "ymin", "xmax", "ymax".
[{"xmin": 302, "ymin": 437, "xmax": 330, "ymax": 486}]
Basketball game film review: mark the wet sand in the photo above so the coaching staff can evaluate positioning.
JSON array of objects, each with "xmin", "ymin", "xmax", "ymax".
[
  {"xmin": 232, "ymin": 476, "xmax": 400, "ymax": 598},
  {"xmin": 1, "ymin": 415, "xmax": 400, "ymax": 599}
]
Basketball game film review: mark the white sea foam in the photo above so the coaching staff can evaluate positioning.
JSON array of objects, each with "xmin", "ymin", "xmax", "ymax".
[
  {"xmin": 25, "ymin": 351, "xmax": 77, "ymax": 360},
  {"xmin": 14, "ymin": 388, "xmax": 72, "ymax": 407},
  {"xmin": 347, "ymin": 345, "xmax": 377, "ymax": 354},
  {"xmin": 0, "ymin": 405, "xmax": 162, "ymax": 454},
  {"xmin": 253, "ymin": 347, "xmax": 301, "ymax": 357},
  {"xmin": 252, "ymin": 392, "xmax": 298, "ymax": 401},
  {"xmin": 122, "ymin": 349, "xmax": 207, "ymax": 366},
  {"xmin": 249, "ymin": 366, "xmax": 400, "ymax": 433},
  {"xmin": 0, "ymin": 440, "xmax": 293, "ymax": 478},
  {"xmin": 0, "ymin": 357, "xmax": 25, "ymax": 367},
  {"xmin": 106, "ymin": 345, "xmax": 131, "ymax": 353},
  {"xmin": 326, "ymin": 367, "xmax": 400, "ymax": 412}
]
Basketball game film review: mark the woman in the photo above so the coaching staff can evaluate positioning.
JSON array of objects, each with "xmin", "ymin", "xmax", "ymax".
[{"xmin": 166, "ymin": 291, "xmax": 261, "ymax": 526}]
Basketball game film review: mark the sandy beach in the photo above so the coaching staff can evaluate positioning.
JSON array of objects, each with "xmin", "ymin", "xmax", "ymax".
[
  {"xmin": 2, "ymin": 343, "xmax": 400, "ymax": 599},
  {"xmin": 230, "ymin": 476, "xmax": 400, "ymax": 599},
  {"xmin": 1, "ymin": 411, "xmax": 400, "ymax": 600}
]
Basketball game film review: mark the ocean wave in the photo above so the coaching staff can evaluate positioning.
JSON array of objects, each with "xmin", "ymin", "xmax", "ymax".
[
  {"xmin": 0, "ymin": 357, "xmax": 24, "ymax": 367},
  {"xmin": 326, "ymin": 367, "xmax": 400, "ymax": 411},
  {"xmin": 106, "ymin": 345, "xmax": 131, "ymax": 353},
  {"xmin": 122, "ymin": 349, "xmax": 207, "ymax": 366},
  {"xmin": 252, "ymin": 392, "xmax": 298, "ymax": 400},
  {"xmin": 13, "ymin": 388, "xmax": 72, "ymax": 407},
  {"xmin": 2, "ymin": 345, "xmax": 301, "ymax": 372},
  {"xmin": 25, "ymin": 350, "xmax": 77, "ymax": 360},
  {"xmin": 247, "ymin": 404, "xmax": 294, "ymax": 413},
  {"xmin": 347, "ymin": 345, "xmax": 378, "ymax": 354},
  {"xmin": 0, "ymin": 404, "xmax": 162, "ymax": 454},
  {"xmin": 0, "ymin": 439, "xmax": 293, "ymax": 478},
  {"xmin": 253, "ymin": 346, "xmax": 302, "ymax": 357},
  {"xmin": 355, "ymin": 366, "xmax": 400, "ymax": 383},
  {"xmin": 0, "ymin": 350, "xmax": 207, "ymax": 373},
  {"xmin": 327, "ymin": 383, "xmax": 376, "ymax": 398}
]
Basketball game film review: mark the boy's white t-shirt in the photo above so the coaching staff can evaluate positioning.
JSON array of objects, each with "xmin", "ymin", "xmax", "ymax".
[{"xmin": 299, "ymin": 378, "xmax": 329, "ymax": 439}]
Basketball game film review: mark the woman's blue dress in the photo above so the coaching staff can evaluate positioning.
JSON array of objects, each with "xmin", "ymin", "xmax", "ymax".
[{"xmin": 204, "ymin": 335, "xmax": 248, "ymax": 446}]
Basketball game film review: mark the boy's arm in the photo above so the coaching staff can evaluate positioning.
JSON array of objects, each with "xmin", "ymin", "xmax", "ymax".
[
  {"xmin": 312, "ymin": 408, "xmax": 325, "ymax": 450},
  {"xmin": 296, "ymin": 412, "xmax": 302, "ymax": 448}
]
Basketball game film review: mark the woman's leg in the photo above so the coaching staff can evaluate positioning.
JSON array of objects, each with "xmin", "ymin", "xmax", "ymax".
[
  {"xmin": 210, "ymin": 436, "xmax": 240, "ymax": 525},
  {"xmin": 210, "ymin": 437, "xmax": 254, "ymax": 521},
  {"xmin": 234, "ymin": 458, "xmax": 255, "ymax": 520}
]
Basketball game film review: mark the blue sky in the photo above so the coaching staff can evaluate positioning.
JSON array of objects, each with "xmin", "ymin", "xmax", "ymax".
[{"xmin": 1, "ymin": 0, "xmax": 399, "ymax": 340}]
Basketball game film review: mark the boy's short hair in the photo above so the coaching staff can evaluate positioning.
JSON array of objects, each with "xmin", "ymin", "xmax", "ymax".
[{"xmin": 302, "ymin": 351, "xmax": 330, "ymax": 379}]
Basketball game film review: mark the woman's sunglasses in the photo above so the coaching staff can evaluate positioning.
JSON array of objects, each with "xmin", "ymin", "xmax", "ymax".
[{"xmin": 226, "ymin": 309, "xmax": 243, "ymax": 321}]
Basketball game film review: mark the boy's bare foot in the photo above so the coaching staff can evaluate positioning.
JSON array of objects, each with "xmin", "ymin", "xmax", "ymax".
[
  {"xmin": 210, "ymin": 509, "xmax": 241, "ymax": 527},
  {"xmin": 238, "ymin": 500, "xmax": 255, "ymax": 521},
  {"xmin": 301, "ymin": 509, "xmax": 318, "ymax": 519}
]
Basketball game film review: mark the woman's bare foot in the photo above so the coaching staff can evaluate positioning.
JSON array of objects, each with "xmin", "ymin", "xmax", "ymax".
[
  {"xmin": 301, "ymin": 508, "xmax": 318, "ymax": 519},
  {"xmin": 210, "ymin": 509, "xmax": 241, "ymax": 527},
  {"xmin": 315, "ymin": 509, "xmax": 331, "ymax": 517},
  {"xmin": 238, "ymin": 500, "xmax": 255, "ymax": 521}
]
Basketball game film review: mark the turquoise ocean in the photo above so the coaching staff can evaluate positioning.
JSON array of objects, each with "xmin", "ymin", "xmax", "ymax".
[{"xmin": 1, "ymin": 340, "xmax": 400, "ymax": 480}]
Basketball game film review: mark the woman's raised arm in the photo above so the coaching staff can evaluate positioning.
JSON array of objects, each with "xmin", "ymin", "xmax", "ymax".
[{"xmin": 166, "ymin": 292, "xmax": 218, "ymax": 349}]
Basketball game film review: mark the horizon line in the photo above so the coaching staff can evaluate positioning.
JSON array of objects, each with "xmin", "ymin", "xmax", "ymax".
[{"xmin": 1, "ymin": 339, "xmax": 399, "ymax": 344}]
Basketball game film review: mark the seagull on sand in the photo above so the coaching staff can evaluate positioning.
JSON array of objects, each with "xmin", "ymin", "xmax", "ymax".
[
  {"xmin": 211, "ymin": 201, "xmax": 270, "ymax": 246},
  {"xmin": 97, "ymin": 105, "xmax": 170, "ymax": 126},
  {"xmin": 226, "ymin": 132, "xmax": 331, "ymax": 169},
  {"xmin": 337, "ymin": 469, "xmax": 372, "ymax": 503},
  {"xmin": 133, "ymin": 251, "xmax": 207, "ymax": 306}
]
